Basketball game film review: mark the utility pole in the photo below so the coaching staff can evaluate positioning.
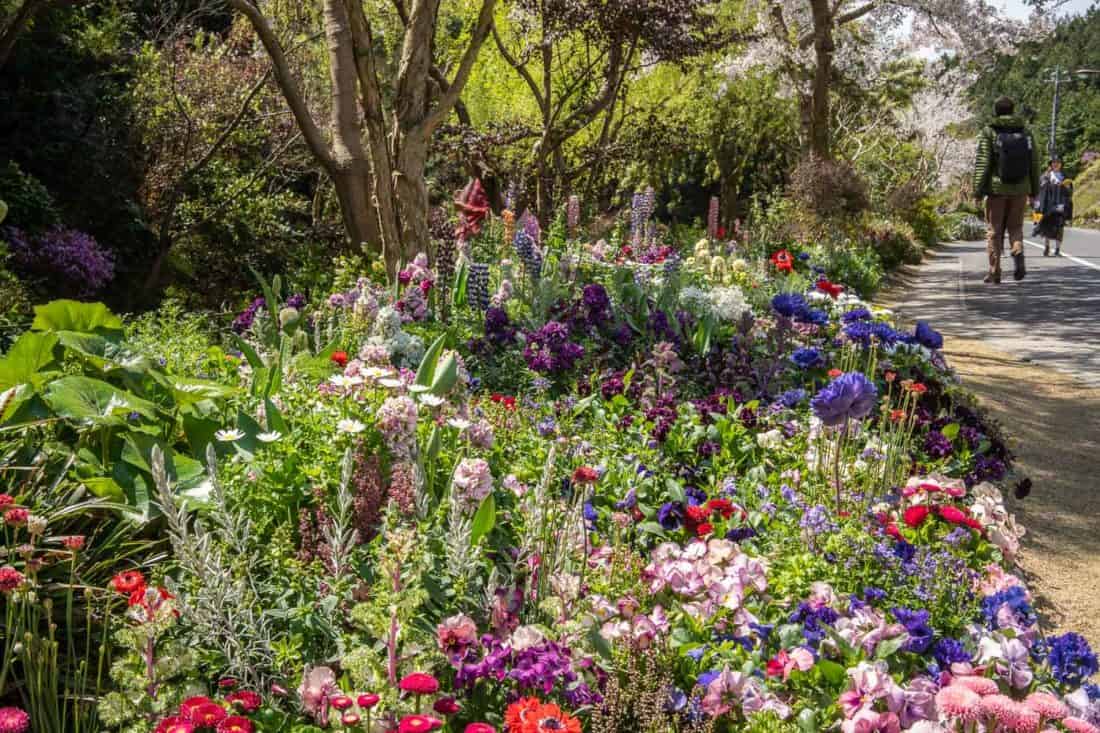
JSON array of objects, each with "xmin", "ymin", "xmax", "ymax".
[{"xmin": 1049, "ymin": 66, "xmax": 1061, "ymax": 160}]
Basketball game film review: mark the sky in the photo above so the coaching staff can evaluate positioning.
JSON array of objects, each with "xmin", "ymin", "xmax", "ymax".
[{"xmin": 999, "ymin": 0, "xmax": 1096, "ymax": 18}]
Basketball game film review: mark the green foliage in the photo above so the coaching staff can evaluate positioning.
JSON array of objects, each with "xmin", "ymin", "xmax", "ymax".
[
  {"xmin": 0, "ymin": 161, "xmax": 61, "ymax": 233},
  {"xmin": 0, "ymin": 300, "xmax": 233, "ymax": 517},
  {"xmin": 862, "ymin": 216, "xmax": 924, "ymax": 270},
  {"xmin": 1074, "ymin": 160, "xmax": 1100, "ymax": 221}
]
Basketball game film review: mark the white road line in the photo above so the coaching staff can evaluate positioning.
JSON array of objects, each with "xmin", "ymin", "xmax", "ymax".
[{"xmin": 1022, "ymin": 240, "xmax": 1100, "ymax": 272}]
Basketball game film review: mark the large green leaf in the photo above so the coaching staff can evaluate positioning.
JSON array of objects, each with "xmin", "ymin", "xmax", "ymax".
[
  {"xmin": 0, "ymin": 331, "xmax": 59, "ymax": 389},
  {"xmin": 430, "ymin": 353, "xmax": 459, "ymax": 396},
  {"xmin": 82, "ymin": 476, "xmax": 126, "ymax": 502},
  {"xmin": 43, "ymin": 376, "xmax": 158, "ymax": 425},
  {"xmin": 32, "ymin": 300, "xmax": 123, "ymax": 336},
  {"xmin": 170, "ymin": 377, "xmax": 235, "ymax": 405},
  {"xmin": 415, "ymin": 334, "xmax": 447, "ymax": 386},
  {"xmin": 470, "ymin": 494, "xmax": 496, "ymax": 546}
]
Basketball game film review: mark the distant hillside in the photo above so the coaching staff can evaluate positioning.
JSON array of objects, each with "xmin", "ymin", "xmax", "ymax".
[{"xmin": 1074, "ymin": 161, "xmax": 1100, "ymax": 224}]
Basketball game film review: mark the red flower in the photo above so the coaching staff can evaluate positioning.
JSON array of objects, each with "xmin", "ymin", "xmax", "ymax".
[
  {"xmin": 766, "ymin": 652, "xmax": 788, "ymax": 678},
  {"xmin": 155, "ymin": 716, "xmax": 195, "ymax": 733},
  {"xmin": 694, "ymin": 522, "xmax": 714, "ymax": 537},
  {"xmin": 330, "ymin": 351, "xmax": 349, "ymax": 367},
  {"xmin": 505, "ymin": 698, "xmax": 542, "ymax": 732},
  {"xmin": 330, "ymin": 694, "xmax": 353, "ymax": 711},
  {"xmin": 936, "ymin": 505, "xmax": 969, "ymax": 525},
  {"xmin": 398, "ymin": 673, "xmax": 440, "ymax": 695},
  {"xmin": 963, "ymin": 517, "xmax": 984, "ymax": 531},
  {"xmin": 225, "ymin": 690, "xmax": 262, "ymax": 713},
  {"xmin": 465, "ymin": 724, "xmax": 497, "ymax": 733},
  {"xmin": 398, "ymin": 715, "xmax": 443, "ymax": 733},
  {"xmin": 3, "ymin": 508, "xmax": 28, "ymax": 526},
  {"xmin": 179, "ymin": 697, "xmax": 216, "ymax": 722},
  {"xmin": 705, "ymin": 498, "xmax": 737, "ymax": 519},
  {"xmin": 0, "ymin": 494, "xmax": 14, "ymax": 507},
  {"xmin": 885, "ymin": 523, "xmax": 902, "ymax": 540},
  {"xmin": 816, "ymin": 278, "xmax": 844, "ymax": 299},
  {"xmin": 433, "ymin": 697, "xmax": 461, "ymax": 715},
  {"xmin": 685, "ymin": 505, "xmax": 710, "ymax": 524},
  {"xmin": 903, "ymin": 505, "xmax": 931, "ymax": 528},
  {"xmin": 906, "ymin": 382, "xmax": 928, "ymax": 394},
  {"xmin": 357, "ymin": 693, "xmax": 380, "ymax": 709},
  {"xmin": 190, "ymin": 702, "xmax": 227, "ymax": 728},
  {"xmin": 490, "ymin": 393, "xmax": 517, "ymax": 410},
  {"xmin": 884, "ymin": 370, "xmax": 897, "ymax": 383},
  {"xmin": 216, "ymin": 716, "xmax": 253, "ymax": 733},
  {"xmin": 717, "ymin": 226, "xmax": 727, "ymax": 239},
  {"xmin": 111, "ymin": 570, "xmax": 146, "ymax": 595},
  {"xmin": 838, "ymin": 510, "xmax": 851, "ymax": 519},
  {"xmin": 571, "ymin": 466, "xmax": 599, "ymax": 484},
  {"xmin": 770, "ymin": 249, "xmax": 794, "ymax": 273},
  {"xmin": 828, "ymin": 369, "xmax": 843, "ymax": 378},
  {"xmin": 890, "ymin": 409, "xmax": 907, "ymax": 423},
  {"xmin": 0, "ymin": 566, "xmax": 25, "ymax": 592}
]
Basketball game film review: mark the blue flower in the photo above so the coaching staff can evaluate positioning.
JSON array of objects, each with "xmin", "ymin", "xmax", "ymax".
[
  {"xmin": 685, "ymin": 486, "xmax": 708, "ymax": 506},
  {"xmin": 726, "ymin": 526, "xmax": 757, "ymax": 542},
  {"xmin": 915, "ymin": 320, "xmax": 944, "ymax": 350},
  {"xmin": 791, "ymin": 347, "xmax": 825, "ymax": 369},
  {"xmin": 981, "ymin": 586, "xmax": 1036, "ymax": 630},
  {"xmin": 933, "ymin": 638, "xmax": 972, "ymax": 667},
  {"xmin": 811, "ymin": 372, "xmax": 878, "ymax": 426},
  {"xmin": 843, "ymin": 322, "xmax": 874, "ymax": 346},
  {"xmin": 771, "ymin": 293, "xmax": 808, "ymax": 319},
  {"xmin": 536, "ymin": 416, "xmax": 557, "ymax": 437},
  {"xmin": 777, "ymin": 388, "xmax": 807, "ymax": 408},
  {"xmin": 797, "ymin": 252, "xmax": 811, "ymax": 261},
  {"xmin": 1046, "ymin": 632, "xmax": 1099, "ymax": 687},
  {"xmin": 665, "ymin": 687, "xmax": 688, "ymax": 713},
  {"xmin": 614, "ymin": 489, "xmax": 637, "ymax": 510},
  {"xmin": 893, "ymin": 607, "xmax": 934, "ymax": 654},
  {"xmin": 657, "ymin": 502, "xmax": 684, "ymax": 530},
  {"xmin": 583, "ymin": 501, "xmax": 598, "ymax": 524},
  {"xmin": 842, "ymin": 307, "xmax": 872, "ymax": 323},
  {"xmin": 863, "ymin": 587, "xmax": 887, "ymax": 604},
  {"xmin": 697, "ymin": 670, "xmax": 721, "ymax": 688},
  {"xmin": 797, "ymin": 308, "xmax": 829, "ymax": 326},
  {"xmin": 685, "ymin": 646, "xmax": 706, "ymax": 661}
]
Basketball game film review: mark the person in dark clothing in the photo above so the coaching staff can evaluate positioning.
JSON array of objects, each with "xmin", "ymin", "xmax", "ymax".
[
  {"xmin": 972, "ymin": 97, "xmax": 1041, "ymax": 283},
  {"xmin": 1034, "ymin": 157, "xmax": 1074, "ymax": 256}
]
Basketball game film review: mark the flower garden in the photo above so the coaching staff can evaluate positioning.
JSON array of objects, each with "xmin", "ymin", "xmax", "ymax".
[{"xmin": 1, "ymin": 189, "xmax": 1098, "ymax": 733}]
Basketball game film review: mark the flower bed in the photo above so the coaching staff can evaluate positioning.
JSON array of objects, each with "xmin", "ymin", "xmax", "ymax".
[{"xmin": 0, "ymin": 202, "xmax": 1097, "ymax": 733}]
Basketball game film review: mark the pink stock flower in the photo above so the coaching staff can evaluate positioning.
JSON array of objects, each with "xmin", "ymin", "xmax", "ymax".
[{"xmin": 298, "ymin": 666, "xmax": 337, "ymax": 721}]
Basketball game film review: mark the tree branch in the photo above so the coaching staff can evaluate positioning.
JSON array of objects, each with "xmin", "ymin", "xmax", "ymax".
[
  {"xmin": 492, "ymin": 22, "xmax": 545, "ymax": 112},
  {"xmin": 420, "ymin": 0, "xmax": 498, "ymax": 136},
  {"xmin": 0, "ymin": 0, "xmax": 48, "ymax": 69},
  {"xmin": 798, "ymin": 0, "xmax": 878, "ymax": 48},
  {"xmin": 227, "ymin": 0, "xmax": 334, "ymax": 168}
]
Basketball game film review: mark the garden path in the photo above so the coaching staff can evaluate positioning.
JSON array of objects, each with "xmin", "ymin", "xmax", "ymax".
[{"xmin": 880, "ymin": 251, "xmax": 1100, "ymax": 648}]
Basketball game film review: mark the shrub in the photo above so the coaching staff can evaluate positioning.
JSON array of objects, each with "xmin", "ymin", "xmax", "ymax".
[
  {"xmin": 5, "ymin": 225, "xmax": 115, "ymax": 296},
  {"xmin": 0, "ymin": 162, "xmax": 60, "ymax": 233},
  {"xmin": 942, "ymin": 211, "xmax": 986, "ymax": 241},
  {"xmin": 788, "ymin": 155, "xmax": 870, "ymax": 219},
  {"xmin": 862, "ymin": 216, "xmax": 923, "ymax": 270}
]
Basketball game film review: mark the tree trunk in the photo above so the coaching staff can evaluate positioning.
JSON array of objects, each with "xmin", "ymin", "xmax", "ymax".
[
  {"xmin": 808, "ymin": 0, "xmax": 834, "ymax": 159},
  {"xmin": 391, "ymin": 135, "xmax": 430, "ymax": 271},
  {"xmin": 332, "ymin": 164, "xmax": 380, "ymax": 250}
]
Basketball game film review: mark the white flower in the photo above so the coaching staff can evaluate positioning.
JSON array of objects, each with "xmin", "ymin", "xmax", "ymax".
[
  {"xmin": 215, "ymin": 429, "xmax": 245, "ymax": 442},
  {"xmin": 509, "ymin": 626, "xmax": 546, "ymax": 652},
  {"xmin": 337, "ymin": 419, "xmax": 366, "ymax": 434},
  {"xmin": 329, "ymin": 374, "xmax": 363, "ymax": 389},
  {"xmin": 257, "ymin": 431, "xmax": 282, "ymax": 443},
  {"xmin": 418, "ymin": 394, "xmax": 445, "ymax": 407},
  {"xmin": 447, "ymin": 417, "xmax": 472, "ymax": 430},
  {"xmin": 378, "ymin": 378, "xmax": 404, "ymax": 389},
  {"xmin": 364, "ymin": 367, "xmax": 394, "ymax": 380},
  {"xmin": 756, "ymin": 429, "xmax": 784, "ymax": 450},
  {"xmin": 708, "ymin": 286, "xmax": 749, "ymax": 322}
]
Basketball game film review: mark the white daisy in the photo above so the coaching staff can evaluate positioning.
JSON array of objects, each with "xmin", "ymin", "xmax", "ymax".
[
  {"xmin": 447, "ymin": 417, "xmax": 472, "ymax": 430},
  {"xmin": 215, "ymin": 428, "xmax": 245, "ymax": 442},
  {"xmin": 419, "ymin": 394, "xmax": 445, "ymax": 407},
  {"xmin": 364, "ymin": 367, "xmax": 394, "ymax": 380},
  {"xmin": 378, "ymin": 378, "xmax": 404, "ymax": 389},
  {"xmin": 337, "ymin": 419, "xmax": 366, "ymax": 434},
  {"xmin": 329, "ymin": 374, "xmax": 363, "ymax": 389},
  {"xmin": 257, "ymin": 431, "xmax": 282, "ymax": 443}
]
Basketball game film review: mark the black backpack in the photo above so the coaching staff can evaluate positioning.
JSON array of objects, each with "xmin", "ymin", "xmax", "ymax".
[{"xmin": 994, "ymin": 130, "xmax": 1032, "ymax": 184}]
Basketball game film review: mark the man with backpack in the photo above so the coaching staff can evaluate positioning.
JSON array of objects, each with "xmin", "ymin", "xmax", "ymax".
[{"xmin": 973, "ymin": 96, "xmax": 1041, "ymax": 283}]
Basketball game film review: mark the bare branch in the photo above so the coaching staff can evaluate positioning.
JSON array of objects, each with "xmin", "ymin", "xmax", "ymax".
[{"xmin": 421, "ymin": 0, "xmax": 499, "ymax": 136}]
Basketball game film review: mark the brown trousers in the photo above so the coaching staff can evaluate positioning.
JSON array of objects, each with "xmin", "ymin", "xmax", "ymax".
[{"xmin": 985, "ymin": 195, "xmax": 1028, "ymax": 276}]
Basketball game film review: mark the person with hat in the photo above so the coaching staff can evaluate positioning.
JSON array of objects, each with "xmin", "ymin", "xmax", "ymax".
[{"xmin": 1034, "ymin": 156, "xmax": 1074, "ymax": 257}]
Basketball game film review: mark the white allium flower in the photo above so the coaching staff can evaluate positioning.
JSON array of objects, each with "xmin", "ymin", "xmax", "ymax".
[{"xmin": 708, "ymin": 286, "xmax": 750, "ymax": 322}]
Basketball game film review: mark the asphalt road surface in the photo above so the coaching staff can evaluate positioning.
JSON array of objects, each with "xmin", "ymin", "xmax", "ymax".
[{"xmin": 889, "ymin": 227, "xmax": 1100, "ymax": 386}]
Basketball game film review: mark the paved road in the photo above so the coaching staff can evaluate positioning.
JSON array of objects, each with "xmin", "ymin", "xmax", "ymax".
[{"xmin": 889, "ymin": 227, "xmax": 1100, "ymax": 386}]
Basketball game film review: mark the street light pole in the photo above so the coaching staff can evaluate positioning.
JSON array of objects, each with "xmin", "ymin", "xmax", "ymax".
[{"xmin": 1049, "ymin": 66, "xmax": 1061, "ymax": 159}]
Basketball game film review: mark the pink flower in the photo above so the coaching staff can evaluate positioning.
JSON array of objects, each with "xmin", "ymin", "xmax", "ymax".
[
  {"xmin": 225, "ymin": 690, "xmax": 262, "ymax": 713},
  {"xmin": 155, "ymin": 716, "xmax": 194, "ymax": 733},
  {"xmin": 766, "ymin": 647, "xmax": 815, "ymax": 680},
  {"xmin": 0, "ymin": 566, "xmax": 25, "ymax": 593},
  {"xmin": 341, "ymin": 713, "xmax": 361, "ymax": 726},
  {"xmin": 950, "ymin": 676, "xmax": 999, "ymax": 696},
  {"xmin": 840, "ymin": 709, "xmax": 901, "ymax": 733},
  {"xmin": 437, "ymin": 613, "xmax": 479, "ymax": 658},
  {"xmin": 1024, "ymin": 692, "xmax": 1068, "ymax": 721},
  {"xmin": 1064, "ymin": 718, "xmax": 1100, "ymax": 733},
  {"xmin": 61, "ymin": 535, "xmax": 85, "ymax": 550},
  {"xmin": 935, "ymin": 686, "xmax": 982, "ymax": 722},
  {"xmin": 357, "ymin": 693, "xmax": 380, "ymax": 709},
  {"xmin": 399, "ymin": 672, "xmax": 440, "ymax": 695},
  {"xmin": 433, "ymin": 698, "xmax": 460, "ymax": 715},
  {"xmin": 297, "ymin": 666, "xmax": 336, "ymax": 722},
  {"xmin": 980, "ymin": 694, "xmax": 1020, "ymax": 722},
  {"xmin": 701, "ymin": 668, "xmax": 748, "ymax": 717},
  {"xmin": 999, "ymin": 703, "xmax": 1041, "ymax": 732},
  {"xmin": 452, "ymin": 458, "xmax": 493, "ymax": 508},
  {"xmin": 3, "ymin": 508, "xmax": 28, "ymax": 526},
  {"xmin": 464, "ymin": 725, "xmax": 496, "ymax": 733},
  {"xmin": 0, "ymin": 707, "xmax": 30, "ymax": 733},
  {"xmin": 329, "ymin": 694, "xmax": 353, "ymax": 711}
]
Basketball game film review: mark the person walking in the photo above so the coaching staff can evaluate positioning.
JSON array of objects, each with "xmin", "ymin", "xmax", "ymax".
[
  {"xmin": 972, "ymin": 96, "xmax": 1041, "ymax": 283},
  {"xmin": 1035, "ymin": 156, "xmax": 1074, "ymax": 256}
]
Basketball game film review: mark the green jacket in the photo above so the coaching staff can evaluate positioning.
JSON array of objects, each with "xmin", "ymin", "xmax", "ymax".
[{"xmin": 972, "ymin": 115, "xmax": 1041, "ymax": 198}]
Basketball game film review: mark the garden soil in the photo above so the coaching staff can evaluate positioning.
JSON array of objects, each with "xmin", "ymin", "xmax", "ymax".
[{"xmin": 879, "ymin": 295, "xmax": 1100, "ymax": 648}]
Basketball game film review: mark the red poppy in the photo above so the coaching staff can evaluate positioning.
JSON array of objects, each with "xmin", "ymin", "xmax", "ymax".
[
  {"xmin": 216, "ymin": 716, "xmax": 252, "ymax": 733},
  {"xmin": 770, "ymin": 249, "xmax": 794, "ymax": 273},
  {"xmin": 111, "ymin": 570, "xmax": 146, "ymax": 595},
  {"xmin": 816, "ymin": 278, "xmax": 844, "ymax": 299},
  {"xmin": 890, "ymin": 409, "xmax": 907, "ymax": 423},
  {"xmin": 903, "ymin": 505, "xmax": 930, "ymax": 528},
  {"xmin": 330, "ymin": 351, "xmax": 349, "ymax": 367},
  {"xmin": 398, "ymin": 673, "xmax": 440, "ymax": 695},
  {"xmin": 571, "ymin": 466, "xmax": 599, "ymax": 484}
]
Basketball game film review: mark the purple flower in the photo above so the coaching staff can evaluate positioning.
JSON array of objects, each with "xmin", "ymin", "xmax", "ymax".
[
  {"xmin": 7, "ymin": 226, "xmax": 115, "ymax": 295},
  {"xmin": 1047, "ymin": 633, "xmax": 1099, "ymax": 687},
  {"xmin": 657, "ymin": 502, "xmax": 684, "ymax": 530},
  {"xmin": 791, "ymin": 347, "xmax": 825, "ymax": 369},
  {"xmin": 892, "ymin": 607, "xmax": 934, "ymax": 654},
  {"xmin": 811, "ymin": 372, "xmax": 878, "ymax": 426},
  {"xmin": 842, "ymin": 307, "xmax": 872, "ymax": 322},
  {"xmin": 914, "ymin": 321, "xmax": 943, "ymax": 350},
  {"xmin": 923, "ymin": 431, "xmax": 953, "ymax": 458},
  {"xmin": 232, "ymin": 297, "xmax": 267, "ymax": 334},
  {"xmin": 771, "ymin": 293, "xmax": 808, "ymax": 319}
]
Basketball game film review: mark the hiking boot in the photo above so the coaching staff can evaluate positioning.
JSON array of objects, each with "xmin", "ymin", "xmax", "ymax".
[
  {"xmin": 1013, "ymin": 253, "xmax": 1026, "ymax": 281},
  {"xmin": 1055, "ymin": 247, "xmax": 1062, "ymax": 257},
  {"xmin": 983, "ymin": 273, "xmax": 1001, "ymax": 284}
]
